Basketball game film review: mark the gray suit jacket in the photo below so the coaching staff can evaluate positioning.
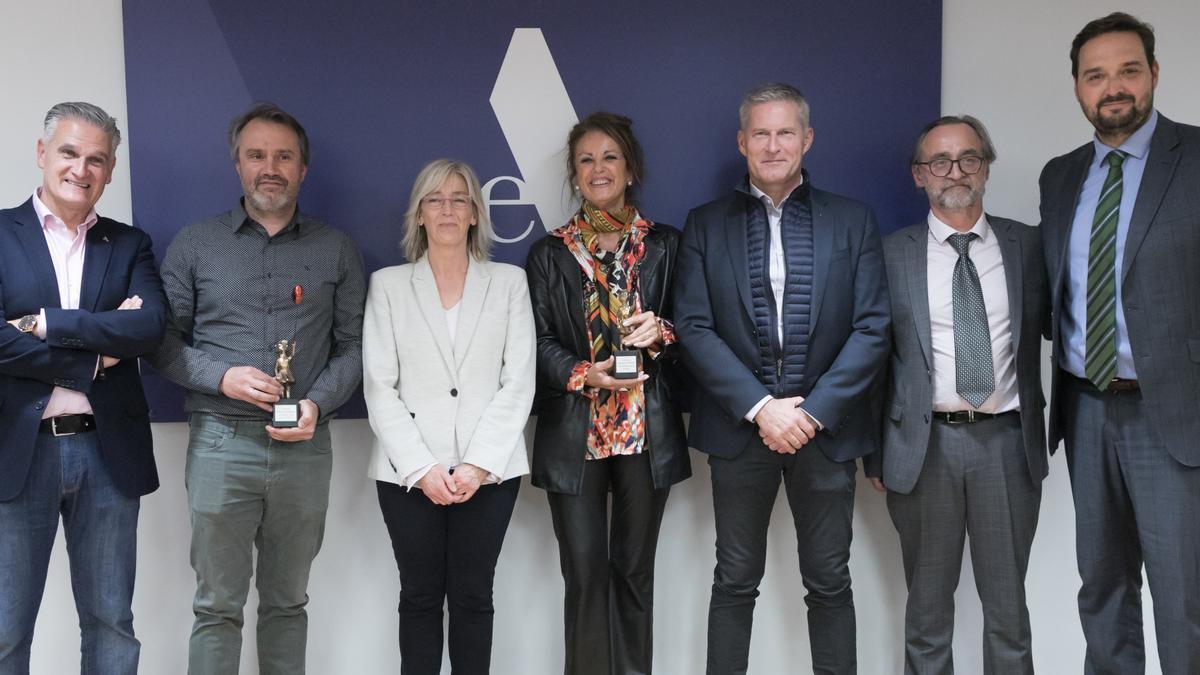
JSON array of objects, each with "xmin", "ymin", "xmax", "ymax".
[
  {"xmin": 878, "ymin": 216, "xmax": 1049, "ymax": 494},
  {"xmin": 1040, "ymin": 114, "xmax": 1200, "ymax": 467}
]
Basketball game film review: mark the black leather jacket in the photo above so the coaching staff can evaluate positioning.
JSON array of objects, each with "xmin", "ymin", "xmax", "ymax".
[{"xmin": 525, "ymin": 223, "xmax": 692, "ymax": 495}]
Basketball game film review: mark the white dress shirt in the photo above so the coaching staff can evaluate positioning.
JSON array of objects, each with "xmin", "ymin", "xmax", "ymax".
[
  {"xmin": 748, "ymin": 181, "xmax": 791, "ymax": 346},
  {"xmin": 32, "ymin": 189, "xmax": 97, "ymax": 419},
  {"xmin": 926, "ymin": 212, "xmax": 1019, "ymax": 413}
]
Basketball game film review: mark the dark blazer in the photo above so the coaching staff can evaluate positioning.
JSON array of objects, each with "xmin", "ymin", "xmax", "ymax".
[
  {"xmin": 673, "ymin": 186, "xmax": 891, "ymax": 462},
  {"xmin": 0, "ymin": 199, "xmax": 167, "ymax": 501},
  {"xmin": 879, "ymin": 216, "xmax": 1049, "ymax": 494},
  {"xmin": 1040, "ymin": 114, "xmax": 1200, "ymax": 467},
  {"xmin": 526, "ymin": 223, "xmax": 691, "ymax": 495}
]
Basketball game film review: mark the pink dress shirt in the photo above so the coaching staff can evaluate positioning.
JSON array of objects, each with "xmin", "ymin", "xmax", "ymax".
[{"xmin": 32, "ymin": 189, "xmax": 98, "ymax": 418}]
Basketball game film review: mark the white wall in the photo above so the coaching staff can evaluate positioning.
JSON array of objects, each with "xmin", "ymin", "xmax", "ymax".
[{"xmin": 3, "ymin": 1, "xmax": 1197, "ymax": 673}]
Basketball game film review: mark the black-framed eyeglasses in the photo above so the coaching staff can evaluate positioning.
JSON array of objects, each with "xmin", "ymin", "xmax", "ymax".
[{"xmin": 914, "ymin": 155, "xmax": 985, "ymax": 177}]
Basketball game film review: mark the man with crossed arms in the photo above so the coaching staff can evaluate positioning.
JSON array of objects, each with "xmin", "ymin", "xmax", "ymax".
[{"xmin": 0, "ymin": 102, "xmax": 166, "ymax": 673}]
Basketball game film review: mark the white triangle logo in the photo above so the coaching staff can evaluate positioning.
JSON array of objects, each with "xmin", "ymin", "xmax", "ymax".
[{"xmin": 486, "ymin": 28, "xmax": 579, "ymax": 243}]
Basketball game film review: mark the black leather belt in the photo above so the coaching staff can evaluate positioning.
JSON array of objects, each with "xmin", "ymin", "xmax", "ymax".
[
  {"xmin": 38, "ymin": 414, "xmax": 96, "ymax": 436},
  {"xmin": 932, "ymin": 410, "xmax": 1017, "ymax": 424},
  {"xmin": 1104, "ymin": 378, "xmax": 1140, "ymax": 393}
]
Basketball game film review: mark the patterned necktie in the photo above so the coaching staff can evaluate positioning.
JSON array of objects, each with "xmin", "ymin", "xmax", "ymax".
[
  {"xmin": 949, "ymin": 232, "xmax": 994, "ymax": 408},
  {"xmin": 1085, "ymin": 150, "xmax": 1126, "ymax": 389}
]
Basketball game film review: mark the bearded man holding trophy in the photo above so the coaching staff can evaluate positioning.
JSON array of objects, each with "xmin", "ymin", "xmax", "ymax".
[{"xmin": 149, "ymin": 103, "xmax": 365, "ymax": 675}]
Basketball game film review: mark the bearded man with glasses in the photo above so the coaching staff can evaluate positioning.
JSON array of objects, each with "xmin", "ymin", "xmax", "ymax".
[{"xmin": 869, "ymin": 114, "xmax": 1049, "ymax": 675}]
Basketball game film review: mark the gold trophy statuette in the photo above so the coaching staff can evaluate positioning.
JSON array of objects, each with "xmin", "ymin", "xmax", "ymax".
[
  {"xmin": 272, "ymin": 338, "xmax": 300, "ymax": 427},
  {"xmin": 611, "ymin": 289, "xmax": 641, "ymax": 380}
]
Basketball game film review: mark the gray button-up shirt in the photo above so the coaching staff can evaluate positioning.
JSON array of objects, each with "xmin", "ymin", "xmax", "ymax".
[{"xmin": 150, "ymin": 201, "xmax": 365, "ymax": 420}]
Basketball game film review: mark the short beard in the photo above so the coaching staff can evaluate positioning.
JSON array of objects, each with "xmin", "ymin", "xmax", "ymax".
[
  {"xmin": 1089, "ymin": 94, "xmax": 1152, "ymax": 137},
  {"xmin": 935, "ymin": 182, "xmax": 984, "ymax": 210},
  {"xmin": 245, "ymin": 187, "xmax": 295, "ymax": 217}
]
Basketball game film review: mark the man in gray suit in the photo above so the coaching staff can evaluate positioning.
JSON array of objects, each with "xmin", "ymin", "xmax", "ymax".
[
  {"xmin": 1039, "ymin": 12, "xmax": 1200, "ymax": 674},
  {"xmin": 872, "ymin": 115, "xmax": 1048, "ymax": 674}
]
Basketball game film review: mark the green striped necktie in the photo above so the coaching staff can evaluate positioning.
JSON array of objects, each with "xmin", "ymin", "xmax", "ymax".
[{"xmin": 1084, "ymin": 150, "xmax": 1126, "ymax": 389}]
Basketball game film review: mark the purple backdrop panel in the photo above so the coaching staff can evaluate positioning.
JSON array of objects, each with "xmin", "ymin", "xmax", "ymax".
[{"xmin": 124, "ymin": 0, "xmax": 942, "ymax": 421}]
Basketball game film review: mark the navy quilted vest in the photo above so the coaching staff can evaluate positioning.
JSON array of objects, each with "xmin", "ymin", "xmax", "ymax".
[{"xmin": 744, "ymin": 181, "xmax": 814, "ymax": 397}]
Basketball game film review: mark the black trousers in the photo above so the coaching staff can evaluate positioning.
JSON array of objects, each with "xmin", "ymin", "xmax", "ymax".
[
  {"xmin": 706, "ymin": 439, "xmax": 858, "ymax": 675},
  {"xmin": 377, "ymin": 477, "xmax": 520, "ymax": 675},
  {"xmin": 546, "ymin": 452, "xmax": 670, "ymax": 675}
]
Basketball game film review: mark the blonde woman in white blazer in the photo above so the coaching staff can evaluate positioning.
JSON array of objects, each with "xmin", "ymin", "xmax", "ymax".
[{"xmin": 363, "ymin": 159, "xmax": 535, "ymax": 675}]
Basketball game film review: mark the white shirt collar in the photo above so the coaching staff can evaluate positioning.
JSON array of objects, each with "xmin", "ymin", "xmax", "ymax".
[
  {"xmin": 927, "ymin": 210, "xmax": 990, "ymax": 245},
  {"xmin": 748, "ymin": 175, "xmax": 805, "ymax": 211}
]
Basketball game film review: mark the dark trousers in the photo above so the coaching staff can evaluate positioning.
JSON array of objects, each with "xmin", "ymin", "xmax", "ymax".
[
  {"xmin": 706, "ymin": 439, "xmax": 858, "ymax": 675},
  {"xmin": 887, "ymin": 413, "xmax": 1040, "ymax": 675},
  {"xmin": 1062, "ymin": 375, "xmax": 1200, "ymax": 675},
  {"xmin": 546, "ymin": 452, "xmax": 670, "ymax": 675},
  {"xmin": 377, "ymin": 477, "xmax": 520, "ymax": 675}
]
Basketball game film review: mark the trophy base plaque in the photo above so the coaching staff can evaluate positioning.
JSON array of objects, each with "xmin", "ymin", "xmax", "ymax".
[
  {"xmin": 272, "ymin": 399, "xmax": 300, "ymax": 428},
  {"xmin": 612, "ymin": 349, "xmax": 642, "ymax": 380}
]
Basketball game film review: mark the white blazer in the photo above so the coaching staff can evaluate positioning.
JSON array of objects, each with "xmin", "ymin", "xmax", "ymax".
[{"xmin": 363, "ymin": 257, "xmax": 535, "ymax": 486}]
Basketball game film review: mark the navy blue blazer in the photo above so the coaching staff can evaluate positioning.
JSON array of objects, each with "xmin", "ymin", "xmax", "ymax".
[
  {"xmin": 674, "ymin": 185, "xmax": 891, "ymax": 462},
  {"xmin": 0, "ymin": 198, "xmax": 167, "ymax": 501}
]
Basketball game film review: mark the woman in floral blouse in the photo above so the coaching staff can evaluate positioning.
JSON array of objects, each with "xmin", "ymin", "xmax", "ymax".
[{"xmin": 525, "ymin": 112, "xmax": 691, "ymax": 675}]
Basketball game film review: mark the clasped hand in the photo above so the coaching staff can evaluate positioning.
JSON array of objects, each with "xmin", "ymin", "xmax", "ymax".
[
  {"xmin": 417, "ymin": 463, "xmax": 487, "ymax": 506},
  {"xmin": 755, "ymin": 396, "xmax": 817, "ymax": 454}
]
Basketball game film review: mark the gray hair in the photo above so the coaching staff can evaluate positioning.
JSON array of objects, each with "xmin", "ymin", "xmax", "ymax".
[
  {"xmin": 739, "ymin": 83, "xmax": 811, "ymax": 130},
  {"xmin": 401, "ymin": 159, "xmax": 494, "ymax": 262},
  {"xmin": 910, "ymin": 115, "xmax": 998, "ymax": 164},
  {"xmin": 228, "ymin": 102, "xmax": 310, "ymax": 166},
  {"xmin": 43, "ymin": 102, "xmax": 122, "ymax": 152}
]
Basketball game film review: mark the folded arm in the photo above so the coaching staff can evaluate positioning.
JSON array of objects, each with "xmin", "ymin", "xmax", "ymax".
[{"xmin": 43, "ymin": 232, "xmax": 167, "ymax": 358}]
